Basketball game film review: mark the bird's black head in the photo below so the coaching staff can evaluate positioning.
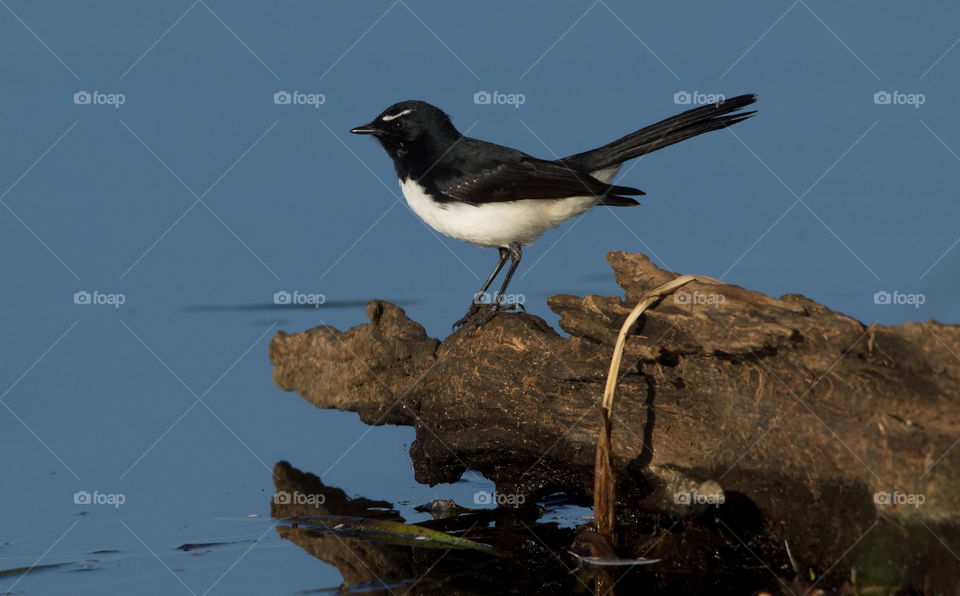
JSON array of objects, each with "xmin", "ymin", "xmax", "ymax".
[{"xmin": 350, "ymin": 101, "xmax": 460, "ymax": 162}]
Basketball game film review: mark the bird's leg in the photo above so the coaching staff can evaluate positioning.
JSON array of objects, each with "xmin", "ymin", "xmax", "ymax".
[
  {"xmin": 452, "ymin": 247, "xmax": 510, "ymax": 330},
  {"xmin": 472, "ymin": 244, "xmax": 522, "ymax": 330}
]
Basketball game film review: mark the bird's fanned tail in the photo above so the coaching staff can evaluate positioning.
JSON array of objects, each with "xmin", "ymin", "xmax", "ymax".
[{"xmin": 560, "ymin": 94, "xmax": 758, "ymax": 173}]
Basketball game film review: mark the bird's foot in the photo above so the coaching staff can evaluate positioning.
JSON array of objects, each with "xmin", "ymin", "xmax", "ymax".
[
  {"xmin": 453, "ymin": 298, "xmax": 525, "ymax": 332},
  {"xmin": 470, "ymin": 303, "xmax": 504, "ymax": 330},
  {"xmin": 452, "ymin": 302, "xmax": 482, "ymax": 331},
  {"xmin": 466, "ymin": 302, "xmax": 523, "ymax": 332}
]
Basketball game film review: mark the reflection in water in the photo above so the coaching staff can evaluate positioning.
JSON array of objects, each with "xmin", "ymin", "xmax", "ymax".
[
  {"xmin": 176, "ymin": 540, "xmax": 255, "ymax": 552},
  {"xmin": 269, "ymin": 461, "xmax": 794, "ymax": 595},
  {"xmin": 269, "ymin": 461, "xmax": 960, "ymax": 594}
]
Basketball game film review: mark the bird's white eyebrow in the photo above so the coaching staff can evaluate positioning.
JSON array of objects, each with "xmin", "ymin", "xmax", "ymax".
[{"xmin": 381, "ymin": 108, "xmax": 414, "ymax": 122}]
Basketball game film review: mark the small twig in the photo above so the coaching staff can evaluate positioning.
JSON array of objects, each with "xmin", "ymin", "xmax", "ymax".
[{"xmin": 593, "ymin": 274, "xmax": 725, "ymax": 543}]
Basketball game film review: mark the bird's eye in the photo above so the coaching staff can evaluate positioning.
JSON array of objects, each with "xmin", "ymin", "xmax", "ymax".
[{"xmin": 392, "ymin": 120, "xmax": 402, "ymax": 129}]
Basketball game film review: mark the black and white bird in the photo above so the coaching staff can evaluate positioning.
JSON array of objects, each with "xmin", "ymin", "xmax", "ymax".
[{"xmin": 350, "ymin": 94, "xmax": 757, "ymax": 330}]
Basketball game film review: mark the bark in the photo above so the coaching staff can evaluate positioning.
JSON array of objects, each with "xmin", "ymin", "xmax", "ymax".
[{"xmin": 269, "ymin": 251, "xmax": 960, "ymax": 584}]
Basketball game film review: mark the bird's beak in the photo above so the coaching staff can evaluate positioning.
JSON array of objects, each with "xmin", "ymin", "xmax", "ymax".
[{"xmin": 349, "ymin": 121, "xmax": 383, "ymax": 135}]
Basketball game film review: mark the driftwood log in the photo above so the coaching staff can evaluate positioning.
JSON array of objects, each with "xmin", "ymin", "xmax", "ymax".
[{"xmin": 269, "ymin": 251, "xmax": 960, "ymax": 588}]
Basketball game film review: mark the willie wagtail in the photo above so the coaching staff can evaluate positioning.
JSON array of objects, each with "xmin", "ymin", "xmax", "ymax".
[{"xmin": 350, "ymin": 94, "xmax": 757, "ymax": 330}]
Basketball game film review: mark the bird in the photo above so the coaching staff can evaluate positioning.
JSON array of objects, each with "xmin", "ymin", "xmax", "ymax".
[{"xmin": 350, "ymin": 94, "xmax": 757, "ymax": 330}]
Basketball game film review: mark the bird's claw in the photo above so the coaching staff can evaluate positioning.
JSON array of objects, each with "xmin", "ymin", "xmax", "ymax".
[
  {"xmin": 469, "ymin": 304, "xmax": 500, "ymax": 331},
  {"xmin": 453, "ymin": 302, "xmax": 523, "ymax": 332},
  {"xmin": 452, "ymin": 303, "xmax": 481, "ymax": 331}
]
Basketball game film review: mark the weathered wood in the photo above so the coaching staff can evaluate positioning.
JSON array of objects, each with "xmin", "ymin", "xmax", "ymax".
[{"xmin": 269, "ymin": 251, "xmax": 960, "ymax": 584}]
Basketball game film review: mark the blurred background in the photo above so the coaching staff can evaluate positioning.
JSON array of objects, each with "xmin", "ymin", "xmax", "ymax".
[{"xmin": 0, "ymin": 1, "xmax": 957, "ymax": 593}]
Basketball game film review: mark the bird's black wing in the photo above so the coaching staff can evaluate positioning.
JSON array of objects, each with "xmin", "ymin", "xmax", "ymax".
[{"xmin": 432, "ymin": 157, "xmax": 644, "ymax": 206}]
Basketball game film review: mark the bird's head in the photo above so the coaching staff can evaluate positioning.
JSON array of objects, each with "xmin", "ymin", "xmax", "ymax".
[{"xmin": 350, "ymin": 101, "xmax": 460, "ymax": 159}]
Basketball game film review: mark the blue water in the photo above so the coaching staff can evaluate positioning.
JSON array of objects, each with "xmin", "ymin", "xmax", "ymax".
[{"xmin": 2, "ymin": 2, "xmax": 958, "ymax": 594}]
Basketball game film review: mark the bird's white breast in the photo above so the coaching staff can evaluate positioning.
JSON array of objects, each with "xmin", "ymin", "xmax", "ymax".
[{"xmin": 399, "ymin": 178, "xmax": 599, "ymax": 248}]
